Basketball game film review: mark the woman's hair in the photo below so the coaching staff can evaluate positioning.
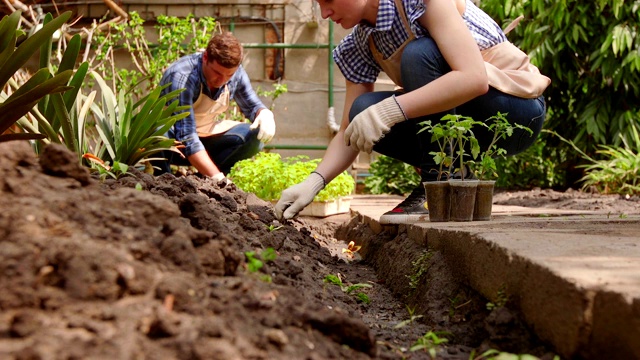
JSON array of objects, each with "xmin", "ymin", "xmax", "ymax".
[{"xmin": 205, "ymin": 32, "xmax": 243, "ymax": 68}]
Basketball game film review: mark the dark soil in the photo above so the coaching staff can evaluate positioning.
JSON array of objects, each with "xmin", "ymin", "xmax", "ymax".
[{"xmin": 1, "ymin": 142, "xmax": 637, "ymax": 360}]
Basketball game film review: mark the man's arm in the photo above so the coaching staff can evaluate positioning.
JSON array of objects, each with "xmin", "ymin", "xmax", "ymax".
[
  {"xmin": 231, "ymin": 66, "xmax": 268, "ymax": 121},
  {"xmin": 187, "ymin": 150, "xmax": 222, "ymax": 177}
]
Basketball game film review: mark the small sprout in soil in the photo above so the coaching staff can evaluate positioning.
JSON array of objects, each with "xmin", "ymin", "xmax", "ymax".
[
  {"xmin": 409, "ymin": 330, "xmax": 451, "ymax": 358},
  {"xmin": 486, "ymin": 286, "xmax": 509, "ymax": 311},
  {"xmin": 245, "ymin": 247, "xmax": 277, "ymax": 274},
  {"xmin": 266, "ymin": 224, "xmax": 283, "ymax": 232},
  {"xmin": 469, "ymin": 349, "xmax": 556, "ymax": 360},
  {"xmin": 354, "ymin": 292, "xmax": 371, "ymax": 304},
  {"xmin": 323, "ymin": 274, "xmax": 372, "ymax": 304},
  {"xmin": 341, "ymin": 241, "xmax": 362, "ymax": 259},
  {"xmin": 394, "ymin": 305, "xmax": 424, "ymax": 329},
  {"xmin": 83, "ymin": 154, "xmax": 131, "ymax": 180},
  {"xmin": 619, "ymin": 213, "xmax": 628, "ymax": 219},
  {"xmin": 407, "ymin": 250, "xmax": 433, "ymax": 291},
  {"xmin": 135, "ymin": 182, "xmax": 143, "ymax": 191}
]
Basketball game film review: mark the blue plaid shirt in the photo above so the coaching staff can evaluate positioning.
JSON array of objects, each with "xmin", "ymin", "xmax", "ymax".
[
  {"xmin": 334, "ymin": 0, "xmax": 507, "ymax": 84},
  {"xmin": 160, "ymin": 53, "xmax": 266, "ymax": 156}
]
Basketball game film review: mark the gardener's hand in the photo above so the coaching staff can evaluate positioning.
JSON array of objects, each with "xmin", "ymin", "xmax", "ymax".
[
  {"xmin": 250, "ymin": 109, "xmax": 276, "ymax": 143},
  {"xmin": 211, "ymin": 172, "xmax": 232, "ymax": 187},
  {"xmin": 344, "ymin": 96, "xmax": 407, "ymax": 153},
  {"xmin": 275, "ymin": 172, "xmax": 326, "ymax": 220}
]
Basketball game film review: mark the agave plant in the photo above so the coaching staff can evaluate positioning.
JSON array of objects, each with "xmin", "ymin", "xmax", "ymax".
[
  {"xmin": 88, "ymin": 71, "xmax": 189, "ymax": 170},
  {"xmin": 0, "ymin": 10, "xmax": 75, "ymax": 143}
]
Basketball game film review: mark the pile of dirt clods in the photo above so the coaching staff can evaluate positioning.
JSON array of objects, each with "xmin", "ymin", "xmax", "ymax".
[{"xmin": 0, "ymin": 142, "xmax": 555, "ymax": 360}]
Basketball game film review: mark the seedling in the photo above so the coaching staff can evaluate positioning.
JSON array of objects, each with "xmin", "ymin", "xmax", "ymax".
[
  {"xmin": 469, "ymin": 349, "xmax": 559, "ymax": 360},
  {"xmin": 409, "ymin": 330, "xmax": 451, "ymax": 358},
  {"xmin": 472, "ymin": 112, "xmax": 532, "ymax": 180},
  {"xmin": 418, "ymin": 118, "xmax": 456, "ymax": 181},
  {"xmin": 407, "ymin": 250, "xmax": 433, "ymax": 291},
  {"xmin": 486, "ymin": 286, "xmax": 509, "ymax": 310},
  {"xmin": 83, "ymin": 153, "xmax": 131, "ymax": 180},
  {"xmin": 323, "ymin": 274, "xmax": 373, "ymax": 304},
  {"xmin": 394, "ymin": 305, "xmax": 424, "ymax": 329},
  {"xmin": 244, "ymin": 247, "xmax": 278, "ymax": 281},
  {"xmin": 447, "ymin": 114, "xmax": 483, "ymax": 180},
  {"xmin": 266, "ymin": 224, "xmax": 283, "ymax": 232}
]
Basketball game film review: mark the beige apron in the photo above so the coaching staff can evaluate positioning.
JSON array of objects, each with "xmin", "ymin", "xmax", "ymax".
[
  {"xmin": 368, "ymin": 0, "xmax": 414, "ymax": 88},
  {"xmin": 193, "ymin": 85, "xmax": 243, "ymax": 137},
  {"xmin": 369, "ymin": 0, "xmax": 549, "ymax": 98}
]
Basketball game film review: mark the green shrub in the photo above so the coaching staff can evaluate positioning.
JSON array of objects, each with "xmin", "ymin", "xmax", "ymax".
[
  {"xmin": 480, "ymin": 0, "xmax": 640, "ymax": 188},
  {"xmin": 364, "ymin": 155, "xmax": 420, "ymax": 195},
  {"xmin": 0, "ymin": 11, "xmax": 75, "ymax": 143},
  {"xmin": 88, "ymin": 71, "xmax": 189, "ymax": 171},
  {"xmin": 229, "ymin": 152, "xmax": 355, "ymax": 201},
  {"xmin": 90, "ymin": 12, "xmax": 217, "ymax": 94},
  {"xmin": 494, "ymin": 133, "xmax": 566, "ymax": 190}
]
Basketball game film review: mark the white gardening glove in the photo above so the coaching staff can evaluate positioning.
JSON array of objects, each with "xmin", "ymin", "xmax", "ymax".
[
  {"xmin": 250, "ymin": 109, "xmax": 276, "ymax": 143},
  {"xmin": 211, "ymin": 172, "xmax": 232, "ymax": 187},
  {"xmin": 274, "ymin": 172, "xmax": 326, "ymax": 220},
  {"xmin": 344, "ymin": 96, "xmax": 407, "ymax": 153}
]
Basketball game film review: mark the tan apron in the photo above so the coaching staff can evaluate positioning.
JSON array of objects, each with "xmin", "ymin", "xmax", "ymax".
[
  {"xmin": 193, "ymin": 85, "xmax": 243, "ymax": 137},
  {"xmin": 368, "ymin": 0, "xmax": 414, "ymax": 88},
  {"xmin": 369, "ymin": 0, "xmax": 549, "ymax": 98}
]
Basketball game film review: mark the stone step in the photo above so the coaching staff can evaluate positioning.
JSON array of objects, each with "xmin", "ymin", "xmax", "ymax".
[{"xmin": 348, "ymin": 195, "xmax": 640, "ymax": 360}]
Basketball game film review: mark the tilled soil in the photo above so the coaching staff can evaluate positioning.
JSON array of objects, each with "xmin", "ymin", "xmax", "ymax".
[{"xmin": 2, "ymin": 141, "xmax": 635, "ymax": 360}]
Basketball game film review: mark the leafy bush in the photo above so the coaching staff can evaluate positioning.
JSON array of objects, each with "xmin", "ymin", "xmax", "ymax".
[
  {"xmin": 494, "ymin": 134, "xmax": 566, "ymax": 190},
  {"xmin": 550, "ymin": 129, "xmax": 640, "ymax": 195},
  {"xmin": 0, "ymin": 11, "xmax": 75, "ymax": 143},
  {"xmin": 480, "ymin": 0, "xmax": 640, "ymax": 187},
  {"xmin": 88, "ymin": 71, "xmax": 189, "ymax": 169},
  {"xmin": 229, "ymin": 152, "xmax": 355, "ymax": 201},
  {"xmin": 90, "ymin": 12, "xmax": 217, "ymax": 94},
  {"xmin": 364, "ymin": 155, "xmax": 420, "ymax": 195}
]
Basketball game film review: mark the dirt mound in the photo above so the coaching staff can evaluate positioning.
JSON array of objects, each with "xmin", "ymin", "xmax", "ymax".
[
  {"xmin": 1, "ymin": 142, "xmax": 568, "ymax": 360},
  {"xmin": 0, "ymin": 142, "xmax": 382, "ymax": 359}
]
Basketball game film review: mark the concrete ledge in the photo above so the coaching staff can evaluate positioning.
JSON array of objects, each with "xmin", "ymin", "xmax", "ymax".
[{"xmin": 349, "ymin": 195, "xmax": 640, "ymax": 359}]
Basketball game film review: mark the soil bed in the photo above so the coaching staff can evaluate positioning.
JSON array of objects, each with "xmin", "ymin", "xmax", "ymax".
[{"xmin": 1, "ymin": 142, "xmax": 637, "ymax": 360}]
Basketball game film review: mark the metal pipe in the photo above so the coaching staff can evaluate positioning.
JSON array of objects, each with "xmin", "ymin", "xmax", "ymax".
[{"xmin": 264, "ymin": 145, "xmax": 328, "ymax": 151}]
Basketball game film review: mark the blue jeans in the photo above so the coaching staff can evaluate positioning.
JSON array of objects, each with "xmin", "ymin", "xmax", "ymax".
[
  {"xmin": 350, "ymin": 37, "xmax": 546, "ymax": 182},
  {"xmin": 153, "ymin": 123, "xmax": 263, "ymax": 175}
]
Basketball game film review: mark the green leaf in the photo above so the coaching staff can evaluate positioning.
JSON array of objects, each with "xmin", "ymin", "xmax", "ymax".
[
  {"xmin": 0, "ymin": 132, "xmax": 46, "ymax": 143},
  {"xmin": 0, "ymin": 70, "xmax": 73, "ymax": 134},
  {"xmin": 0, "ymin": 11, "xmax": 72, "ymax": 89}
]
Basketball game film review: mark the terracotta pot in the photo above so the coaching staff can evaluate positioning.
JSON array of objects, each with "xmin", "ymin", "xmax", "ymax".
[
  {"xmin": 473, "ymin": 180, "xmax": 496, "ymax": 221},
  {"xmin": 423, "ymin": 181, "xmax": 451, "ymax": 222},
  {"xmin": 449, "ymin": 179, "xmax": 478, "ymax": 222}
]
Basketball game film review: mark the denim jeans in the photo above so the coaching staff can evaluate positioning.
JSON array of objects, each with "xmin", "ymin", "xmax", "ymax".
[
  {"xmin": 153, "ymin": 123, "xmax": 262, "ymax": 175},
  {"xmin": 349, "ymin": 37, "xmax": 546, "ymax": 182}
]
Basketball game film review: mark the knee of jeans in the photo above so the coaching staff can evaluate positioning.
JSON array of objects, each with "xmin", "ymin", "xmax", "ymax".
[
  {"xmin": 509, "ymin": 112, "xmax": 545, "ymax": 155},
  {"xmin": 401, "ymin": 38, "xmax": 448, "ymax": 89},
  {"xmin": 349, "ymin": 92, "xmax": 394, "ymax": 121}
]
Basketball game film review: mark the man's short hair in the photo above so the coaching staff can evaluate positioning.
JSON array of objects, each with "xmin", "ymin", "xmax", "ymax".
[{"xmin": 205, "ymin": 32, "xmax": 243, "ymax": 68}]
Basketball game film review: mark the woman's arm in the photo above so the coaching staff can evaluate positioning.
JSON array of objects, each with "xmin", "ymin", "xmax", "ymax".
[
  {"xmin": 314, "ymin": 80, "xmax": 374, "ymax": 181},
  {"xmin": 395, "ymin": 0, "xmax": 488, "ymax": 118}
]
